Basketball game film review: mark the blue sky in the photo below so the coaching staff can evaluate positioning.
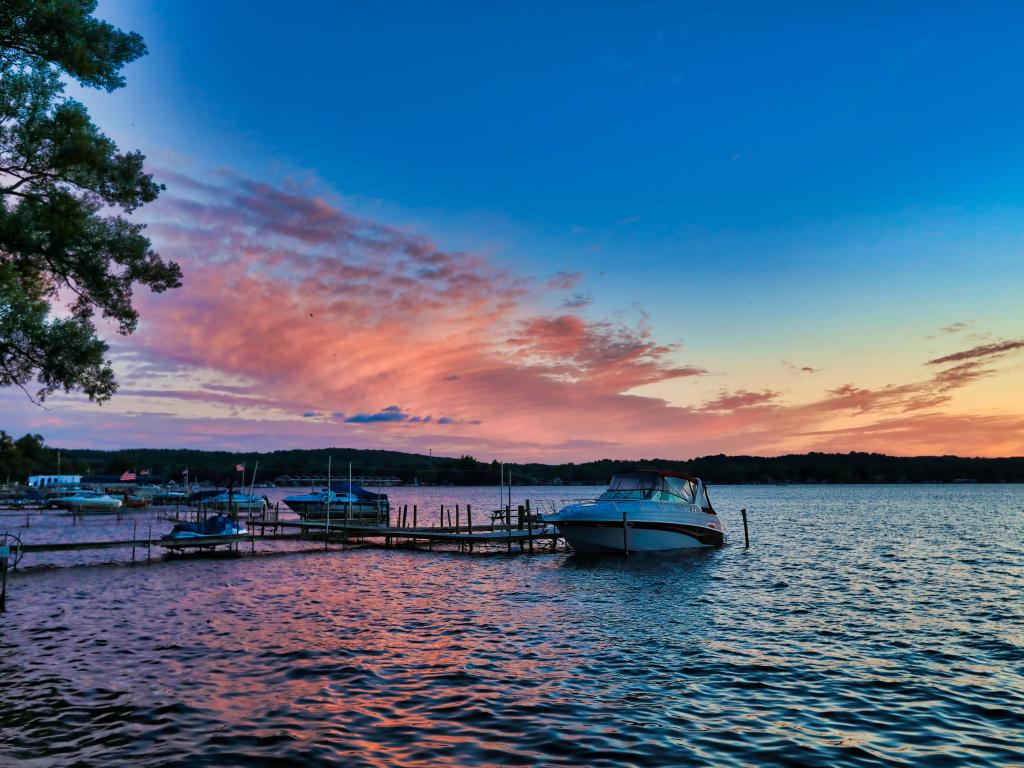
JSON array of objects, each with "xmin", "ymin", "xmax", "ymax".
[
  {"xmin": 15, "ymin": 0, "xmax": 1022, "ymax": 458},
  {"xmin": 87, "ymin": 2, "xmax": 1024, "ymax": 287}
]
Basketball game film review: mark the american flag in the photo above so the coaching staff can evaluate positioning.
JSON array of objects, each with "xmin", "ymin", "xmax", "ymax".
[
  {"xmin": 120, "ymin": 470, "xmax": 136, "ymax": 482},
  {"xmin": 236, "ymin": 463, "xmax": 245, "ymax": 472},
  {"xmin": 140, "ymin": 468, "xmax": 151, "ymax": 476}
]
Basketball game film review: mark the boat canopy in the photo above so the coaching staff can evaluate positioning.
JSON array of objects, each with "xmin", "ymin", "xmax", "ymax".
[
  {"xmin": 328, "ymin": 482, "xmax": 388, "ymax": 502},
  {"xmin": 599, "ymin": 470, "xmax": 715, "ymax": 512}
]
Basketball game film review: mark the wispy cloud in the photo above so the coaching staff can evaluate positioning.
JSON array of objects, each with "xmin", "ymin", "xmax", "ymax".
[
  {"xmin": 703, "ymin": 390, "xmax": 779, "ymax": 411},
  {"xmin": 783, "ymin": 361, "xmax": 819, "ymax": 374},
  {"xmin": 926, "ymin": 339, "xmax": 1024, "ymax": 366}
]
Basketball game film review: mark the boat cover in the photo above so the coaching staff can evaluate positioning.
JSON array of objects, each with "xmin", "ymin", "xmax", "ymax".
[
  {"xmin": 167, "ymin": 514, "xmax": 244, "ymax": 538},
  {"xmin": 327, "ymin": 482, "xmax": 389, "ymax": 502}
]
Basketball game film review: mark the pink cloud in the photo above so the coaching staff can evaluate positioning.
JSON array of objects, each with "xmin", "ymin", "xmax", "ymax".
[
  {"xmin": 703, "ymin": 390, "xmax": 779, "ymax": 411},
  {"xmin": 9, "ymin": 169, "xmax": 1023, "ymax": 461}
]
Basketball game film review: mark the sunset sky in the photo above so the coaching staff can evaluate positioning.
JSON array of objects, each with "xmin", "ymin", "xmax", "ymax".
[{"xmin": 5, "ymin": 1, "xmax": 1023, "ymax": 460}]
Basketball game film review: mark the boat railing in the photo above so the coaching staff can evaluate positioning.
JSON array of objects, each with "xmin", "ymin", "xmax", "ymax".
[{"xmin": 539, "ymin": 497, "xmax": 702, "ymax": 519}]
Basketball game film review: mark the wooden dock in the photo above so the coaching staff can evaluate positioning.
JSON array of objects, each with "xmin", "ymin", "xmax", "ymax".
[
  {"xmin": 0, "ymin": 498, "xmax": 565, "ymax": 577},
  {"xmin": 7, "ymin": 520, "xmax": 562, "ymax": 562}
]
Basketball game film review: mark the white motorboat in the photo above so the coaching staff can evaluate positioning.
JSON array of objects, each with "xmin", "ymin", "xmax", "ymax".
[
  {"xmin": 545, "ymin": 470, "xmax": 725, "ymax": 553},
  {"xmin": 48, "ymin": 489, "xmax": 123, "ymax": 513}
]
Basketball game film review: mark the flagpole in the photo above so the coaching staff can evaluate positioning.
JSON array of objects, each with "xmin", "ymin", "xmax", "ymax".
[
  {"xmin": 326, "ymin": 454, "xmax": 332, "ymax": 547},
  {"xmin": 249, "ymin": 459, "xmax": 259, "ymax": 504}
]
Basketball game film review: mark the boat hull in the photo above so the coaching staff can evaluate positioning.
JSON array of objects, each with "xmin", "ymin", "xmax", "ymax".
[
  {"xmin": 50, "ymin": 498, "xmax": 123, "ymax": 513},
  {"xmin": 283, "ymin": 499, "xmax": 387, "ymax": 522},
  {"xmin": 546, "ymin": 497, "xmax": 725, "ymax": 553},
  {"xmin": 553, "ymin": 520, "xmax": 723, "ymax": 552}
]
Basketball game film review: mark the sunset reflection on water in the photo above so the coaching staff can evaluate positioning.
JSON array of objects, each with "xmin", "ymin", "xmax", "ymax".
[{"xmin": 1, "ymin": 484, "xmax": 1022, "ymax": 766}]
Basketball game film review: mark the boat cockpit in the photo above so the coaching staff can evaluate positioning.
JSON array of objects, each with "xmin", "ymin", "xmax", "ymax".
[{"xmin": 597, "ymin": 470, "xmax": 715, "ymax": 513}]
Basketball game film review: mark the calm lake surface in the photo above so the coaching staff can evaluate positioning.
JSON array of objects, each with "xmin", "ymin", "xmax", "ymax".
[{"xmin": 1, "ymin": 484, "xmax": 1022, "ymax": 766}]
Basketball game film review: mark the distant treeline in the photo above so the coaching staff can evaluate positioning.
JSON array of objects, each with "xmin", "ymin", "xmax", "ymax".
[{"xmin": 3, "ymin": 431, "xmax": 1024, "ymax": 485}]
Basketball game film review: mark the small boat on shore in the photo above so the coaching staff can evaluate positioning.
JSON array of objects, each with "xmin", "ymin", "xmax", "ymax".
[
  {"xmin": 283, "ymin": 482, "xmax": 389, "ymax": 523},
  {"xmin": 47, "ymin": 489, "xmax": 123, "ymax": 513},
  {"xmin": 545, "ymin": 470, "xmax": 725, "ymax": 553}
]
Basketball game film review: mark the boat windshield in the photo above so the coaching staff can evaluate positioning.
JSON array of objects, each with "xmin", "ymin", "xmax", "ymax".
[
  {"xmin": 662, "ymin": 476, "xmax": 697, "ymax": 504},
  {"xmin": 598, "ymin": 472, "xmax": 697, "ymax": 503},
  {"xmin": 599, "ymin": 472, "xmax": 658, "ymax": 500}
]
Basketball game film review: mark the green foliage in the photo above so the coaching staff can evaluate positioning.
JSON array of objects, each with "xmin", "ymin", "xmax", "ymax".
[
  {"xmin": 0, "ymin": 0, "xmax": 180, "ymax": 402},
  {"xmin": 0, "ymin": 430, "xmax": 88, "ymax": 481}
]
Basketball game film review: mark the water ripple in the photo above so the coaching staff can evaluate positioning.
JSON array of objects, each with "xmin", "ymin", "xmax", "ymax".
[{"xmin": 1, "ymin": 484, "xmax": 1022, "ymax": 766}]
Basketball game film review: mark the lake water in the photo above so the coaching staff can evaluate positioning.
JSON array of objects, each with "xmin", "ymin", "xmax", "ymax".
[{"xmin": 1, "ymin": 484, "xmax": 1021, "ymax": 766}]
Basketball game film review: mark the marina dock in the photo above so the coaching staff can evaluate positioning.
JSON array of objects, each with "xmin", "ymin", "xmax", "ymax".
[{"xmin": 0, "ymin": 499, "xmax": 565, "ymax": 575}]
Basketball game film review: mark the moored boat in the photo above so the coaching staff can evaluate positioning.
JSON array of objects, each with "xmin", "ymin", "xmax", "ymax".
[
  {"xmin": 163, "ymin": 514, "xmax": 248, "ymax": 540},
  {"xmin": 47, "ymin": 489, "xmax": 123, "ymax": 513},
  {"xmin": 545, "ymin": 469, "xmax": 726, "ymax": 553},
  {"xmin": 160, "ymin": 514, "xmax": 248, "ymax": 552},
  {"xmin": 283, "ymin": 482, "xmax": 389, "ymax": 524},
  {"xmin": 206, "ymin": 491, "xmax": 269, "ymax": 513}
]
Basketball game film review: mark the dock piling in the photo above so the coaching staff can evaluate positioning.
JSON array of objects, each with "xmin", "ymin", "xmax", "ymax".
[
  {"xmin": 741, "ymin": 508, "xmax": 750, "ymax": 548},
  {"xmin": 622, "ymin": 508, "xmax": 629, "ymax": 556}
]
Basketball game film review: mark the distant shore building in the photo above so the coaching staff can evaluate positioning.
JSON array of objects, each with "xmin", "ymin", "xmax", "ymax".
[{"xmin": 28, "ymin": 474, "xmax": 83, "ymax": 488}]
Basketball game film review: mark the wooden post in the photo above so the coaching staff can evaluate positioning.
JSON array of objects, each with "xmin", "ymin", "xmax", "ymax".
[
  {"xmin": 413, "ymin": 504, "xmax": 417, "ymax": 528},
  {"xmin": 132, "ymin": 520, "xmax": 137, "ymax": 562},
  {"xmin": 447, "ymin": 507, "xmax": 453, "ymax": 528},
  {"xmin": 525, "ymin": 499, "xmax": 531, "ymax": 526},
  {"xmin": 525, "ymin": 506, "xmax": 533, "ymax": 553},
  {"xmin": 0, "ymin": 553, "xmax": 7, "ymax": 611},
  {"xmin": 467, "ymin": 504, "xmax": 473, "ymax": 531},
  {"xmin": 622, "ymin": 508, "xmax": 629, "ymax": 556},
  {"xmin": 147, "ymin": 524, "xmax": 152, "ymax": 562},
  {"xmin": 741, "ymin": 508, "xmax": 750, "ymax": 549},
  {"xmin": 455, "ymin": 504, "xmax": 460, "ymax": 533},
  {"xmin": 517, "ymin": 504, "xmax": 523, "ymax": 530}
]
